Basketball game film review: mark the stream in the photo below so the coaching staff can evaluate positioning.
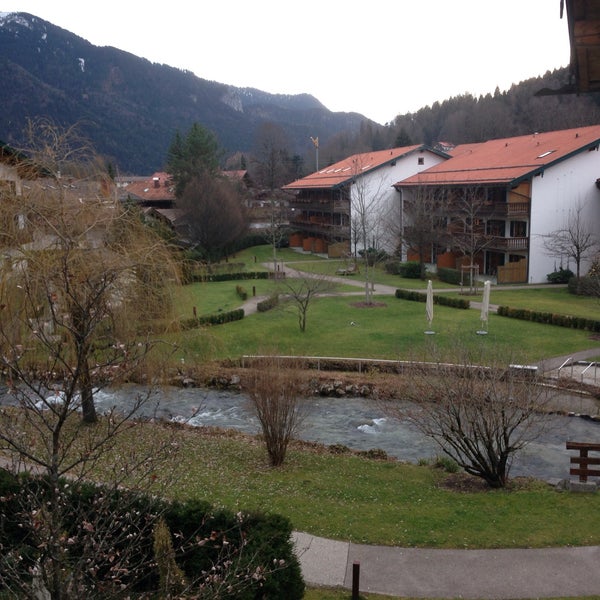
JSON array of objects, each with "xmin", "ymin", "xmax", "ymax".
[{"xmin": 81, "ymin": 384, "xmax": 600, "ymax": 481}]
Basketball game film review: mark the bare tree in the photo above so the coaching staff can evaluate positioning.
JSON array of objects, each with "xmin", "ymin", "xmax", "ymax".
[
  {"xmin": 386, "ymin": 350, "xmax": 553, "ymax": 488},
  {"xmin": 251, "ymin": 122, "xmax": 293, "ymax": 190},
  {"xmin": 263, "ymin": 191, "xmax": 290, "ymax": 276},
  {"xmin": 542, "ymin": 200, "xmax": 599, "ymax": 278},
  {"xmin": 350, "ymin": 160, "xmax": 390, "ymax": 304},
  {"xmin": 243, "ymin": 356, "xmax": 309, "ymax": 467},
  {"xmin": 398, "ymin": 186, "xmax": 450, "ymax": 279},
  {"xmin": 448, "ymin": 187, "xmax": 498, "ymax": 293},
  {"xmin": 280, "ymin": 272, "xmax": 336, "ymax": 332}
]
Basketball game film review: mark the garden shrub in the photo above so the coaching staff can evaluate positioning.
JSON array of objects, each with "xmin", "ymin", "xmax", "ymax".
[
  {"xmin": 568, "ymin": 275, "xmax": 600, "ymax": 296},
  {"xmin": 395, "ymin": 289, "xmax": 469, "ymax": 309},
  {"xmin": 257, "ymin": 294, "xmax": 279, "ymax": 312},
  {"xmin": 437, "ymin": 267, "xmax": 462, "ymax": 285},
  {"xmin": 236, "ymin": 284, "xmax": 248, "ymax": 300},
  {"xmin": 433, "ymin": 455, "xmax": 460, "ymax": 473},
  {"xmin": 496, "ymin": 305, "xmax": 600, "ymax": 332},
  {"xmin": 180, "ymin": 308, "xmax": 244, "ymax": 330},
  {"xmin": 398, "ymin": 261, "xmax": 422, "ymax": 279},
  {"xmin": 0, "ymin": 472, "xmax": 305, "ymax": 599},
  {"xmin": 546, "ymin": 268, "xmax": 574, "ymax": 284},
  {"xmin": 190, "ymin": 271, "xmax": 269, "ymax": 283},
  {"xmin": 383, "ymin": 259, "xmax": 402, "ymax": 275}
]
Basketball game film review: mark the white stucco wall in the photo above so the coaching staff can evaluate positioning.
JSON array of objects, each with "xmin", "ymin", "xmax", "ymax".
[
  {"xmin": 350, "ymin": 149, "xmax": 446, "ymax": 254},
  {"xmin": 528, "ymin": 147, "xmax": 600, "ymax": 283}
]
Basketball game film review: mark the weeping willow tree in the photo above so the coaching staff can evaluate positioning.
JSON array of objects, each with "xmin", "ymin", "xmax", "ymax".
[
  {"xmin": 0, "ymin": 120, "xmax": 184, "ymax": 597},
  {"xmin": 0, "ymin": 119, "xmax": 181, "ymax": 426}
]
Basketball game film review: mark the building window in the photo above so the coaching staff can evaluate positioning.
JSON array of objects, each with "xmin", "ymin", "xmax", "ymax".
[
  {"xmin": 510, "ymin": 221, "xmax": 527, "ymax": 237},
  {"xmin": 486, "ymin": 220, "xmax": 505, "ymax": 236},
  {"xmin": 417, "ymin": 157, "xmax": 424, "ymax": 165}
]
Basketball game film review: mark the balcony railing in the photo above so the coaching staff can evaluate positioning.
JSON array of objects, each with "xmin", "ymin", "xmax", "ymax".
[
  {"xmin": 288, "ymin": 198, "xmax": 350, "ymax": 213},
  {"xmin": 473, "ymin": 201, "xmax": 530, "ymax": 216},
  {"xmin": 289, "ymin": 217, "xmax": 350, "ymax": 236},
  {"xmin": 488, "ymin": 236, "xmax": 529, "ymax": 250}
]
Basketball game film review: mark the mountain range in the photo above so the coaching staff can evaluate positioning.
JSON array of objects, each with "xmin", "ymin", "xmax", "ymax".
[{"xmin": 0, "ymin": 12, "xmax": 371, "ymax": 174}]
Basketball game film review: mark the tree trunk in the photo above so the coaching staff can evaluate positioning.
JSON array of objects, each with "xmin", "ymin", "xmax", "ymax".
[{"xmin": 79, "ymin": 353, "xmax": 97, "ymax": 424}]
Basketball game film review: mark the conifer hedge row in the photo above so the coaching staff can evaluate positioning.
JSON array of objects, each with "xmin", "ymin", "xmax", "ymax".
[
  {"xmin": 496, "ymin": 305, "xmax": 600, "ymax": 332},
  {"xmin": 395, "ymin": 288, "xmax": 470, "ymax": 309},
  {"xmin": 180, "ymin": 308, "xmax": 245, "ymax": 330}
]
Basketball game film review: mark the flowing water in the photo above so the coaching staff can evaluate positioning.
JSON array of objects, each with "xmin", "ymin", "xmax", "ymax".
[
  {"xmin": 82, "ymin": 384, "xmax": 599, "ymax": 481},
  {"xmin": 2, "ymin": 383, "xmax": 598, "ymax": 480}
]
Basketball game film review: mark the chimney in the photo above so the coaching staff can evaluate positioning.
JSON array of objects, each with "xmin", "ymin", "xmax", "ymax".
[{"xmin": 153, "ymin": 177, "xmax": 160, "ymax": 189}]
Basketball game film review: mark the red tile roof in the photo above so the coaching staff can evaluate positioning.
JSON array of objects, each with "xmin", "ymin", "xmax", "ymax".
[
  {"xmin": 121, "ymin": 172, "xmax": 175, "ymax": 201},
  {"xmin": 397, "ymin": 125, "xmax": 600, "ymax": 187},
  {"xmin": 283, "ymin": 145, "xmax": 429, "ymax": 190}
]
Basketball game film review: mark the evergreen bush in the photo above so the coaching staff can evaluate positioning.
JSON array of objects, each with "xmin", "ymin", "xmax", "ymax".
[
  {"xmin": 437, "ymin": 267, "xmax": 462, "ymax": 285},
  {"xmin": 257, "ymin": 294, "xmax": 279, "ymax": 312},
  {"xmin": 546, "ymin": 268, "xmax": 574, "ymax": 283},
  {"xmin": 0, "ymin": 469, "xmax": 305, "ymax": 598},
  {"xmin": 496, "ymin": 305, "xmax": 600, "ymax": 332},
  {"xmin": 395, "ymin": 289, "xmax": 469, "ymax": 309},
  {"xmin": 398, "ymin": 261, "xmax": 422, "ymax": 279}
]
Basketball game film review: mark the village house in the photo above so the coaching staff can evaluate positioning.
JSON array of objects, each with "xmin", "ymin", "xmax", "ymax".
[
  {"xmin": 116, "ymin": 171, "xmax": 176, "ymax": 209},
  {"xmin": 282, "ymin": 145, "xmax": 448, "ymax": 257},
  {"xmin": 395, "ymin": 125, "xmax": 600, "ymax": 284}
]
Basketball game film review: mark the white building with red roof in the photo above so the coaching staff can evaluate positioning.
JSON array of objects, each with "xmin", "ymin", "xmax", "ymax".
[
  {"xmin": 395, "ymin": 125, "xmax": 600, "ymax": 283},
  {"xmin": 283, "ymin": 145, "xmax": 448, "ymax": 257}
]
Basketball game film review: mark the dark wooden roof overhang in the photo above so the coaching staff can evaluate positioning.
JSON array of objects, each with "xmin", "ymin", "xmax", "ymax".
[{"xmin": 536, "ymin": 0, "xmax": 600, "ymax": 96}]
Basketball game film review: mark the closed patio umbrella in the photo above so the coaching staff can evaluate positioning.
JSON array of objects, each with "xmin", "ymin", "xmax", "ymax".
[
  {"xmin": 477, "ymin": 280, "xmax": 491, "ymax": 334},
  {"xmin": 425, "ymin": 279, "xmax": 434, "ymax": 334}
]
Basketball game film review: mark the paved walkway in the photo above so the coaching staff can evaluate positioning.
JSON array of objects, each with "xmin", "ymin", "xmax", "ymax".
[{"xmin": 293, "ymin": 532, "xmax": 600, "ymax": 598}]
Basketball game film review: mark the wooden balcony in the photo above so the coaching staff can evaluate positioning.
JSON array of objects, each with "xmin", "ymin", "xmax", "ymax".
[
  {"xmin": 473, "ymin": 201, "xmax": 530, "ymax": 217},
  {"xmin": 488, "ymin": 236, "xmax": 529, "ymax": 251},
  {"xmin": 290, "ymin": 216, "xmax": 349, "ymax": 237},
  {"xmin": 288, "ymin": 198, "xmax": 350, "ymax": 214}
]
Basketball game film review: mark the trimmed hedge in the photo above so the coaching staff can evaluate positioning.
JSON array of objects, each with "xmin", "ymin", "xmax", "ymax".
[
  {"xmin": 395, "ymin": 288, "xmax": 470, "ymax": 309},
  {"xmin": 0, "ymin": 469, "xmax": 305, "ymax": 598},
  {"xmin": 181, "ymin": 308, "xmax": 245, "ymax": 330},
  {"xmin": 257, "ymin": 294, "xmax": 279, "ymax": 312},
  {"xmin": 497, "ymin": 305, "xmax": 600, "ymax": 332},
  {"xmin": 191, "ymin": 271, "xmax": 269, "ymax": 283}
]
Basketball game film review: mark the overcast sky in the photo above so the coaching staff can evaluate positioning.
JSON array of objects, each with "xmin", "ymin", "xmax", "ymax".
[{"xmin": 5, "ymin": 1, "xmax": 571, "ymax": 124}]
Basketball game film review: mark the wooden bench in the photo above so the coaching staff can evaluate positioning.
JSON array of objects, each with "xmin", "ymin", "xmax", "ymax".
[{"xmin": 566, "ymin": 441, "xmax": 600, "ymax": 482}]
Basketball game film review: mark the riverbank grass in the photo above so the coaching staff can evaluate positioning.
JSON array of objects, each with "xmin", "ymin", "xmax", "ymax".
[{"xmin": 110, "ymin": 423, "xmax": 600, "ymax": 550}]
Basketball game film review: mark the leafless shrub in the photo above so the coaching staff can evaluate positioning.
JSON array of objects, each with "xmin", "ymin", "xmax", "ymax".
[
  {"xmin": 243, "ymin": 355, "xmax": 310, "ymax": 467},
  {"xmin": 384, "ymin": 349, "xmax": 554, "ymax": 488}
]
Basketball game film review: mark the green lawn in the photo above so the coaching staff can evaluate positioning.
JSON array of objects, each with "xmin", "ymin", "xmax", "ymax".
[
  {"xmin": 126, "ymin": 425, "xmax": 600, "ymax": 551},
  {"xmin": 475, "ymin": 285, "xmax": 600, "ymax": 318},
  {"xmin": 176, "ymin": 291, "xmax": 596, "ymax": 364}
]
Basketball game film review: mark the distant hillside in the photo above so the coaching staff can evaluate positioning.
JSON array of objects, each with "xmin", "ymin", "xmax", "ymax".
[
  {"xmin": 3, "ymin": 13, "xmax": 600, "ymax": 178},
  {"xmin": 387, "ymin": 67, "xmax": 600, "ymax": 149},
  {"xmin": 0, "ymin": 12, "xmax": 370, "ymax": 174}
]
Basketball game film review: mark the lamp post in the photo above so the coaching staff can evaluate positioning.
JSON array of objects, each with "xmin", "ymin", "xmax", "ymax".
[{"xmin": 310, "ymin": 136, "xmax": 319, "ymax": 171}]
